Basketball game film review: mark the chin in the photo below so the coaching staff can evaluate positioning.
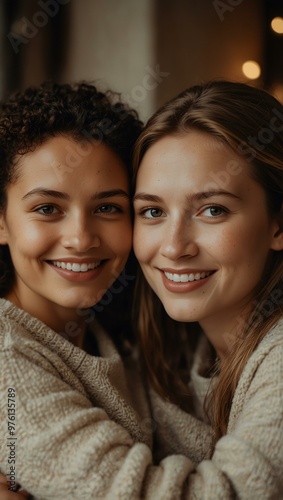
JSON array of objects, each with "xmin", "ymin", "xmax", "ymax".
[
  {"xmin": 164, "ymin": 304, "xmax": 194, "ymax": 323},
  {"xmin": 58, "ymin": 294, "xmax": 99, "ymax": 311}
]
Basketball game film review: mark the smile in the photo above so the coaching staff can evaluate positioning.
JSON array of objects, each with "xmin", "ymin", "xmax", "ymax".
[
  {"xmin": 51, "ymin": 261, "xmax": 102, "ymax": 273},
  {"xmin": 164, "ymin": 270, "xmax": 214, "ymax": 283}
]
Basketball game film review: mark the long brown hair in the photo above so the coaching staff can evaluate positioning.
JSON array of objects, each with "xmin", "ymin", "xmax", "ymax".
[{"xmin": 133, "ymin": 80, "xmax": 283, "ymax": 442}]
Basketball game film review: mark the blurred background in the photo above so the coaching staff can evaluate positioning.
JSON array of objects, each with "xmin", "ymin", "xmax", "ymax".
[{"xmin": 1, "ymin": 0, "xmax": 283, "ymax": 122}]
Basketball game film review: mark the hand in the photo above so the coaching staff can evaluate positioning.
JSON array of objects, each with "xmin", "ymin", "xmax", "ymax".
[{"xmin": 0, "ymin": 474, "xmax": 29, "ymax": 499}]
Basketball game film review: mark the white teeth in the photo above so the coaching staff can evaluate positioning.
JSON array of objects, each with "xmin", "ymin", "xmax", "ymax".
[
  {"xmin": 164, "ymin": 271, "xmax": 212, "ymax": 283},
  {"xmin": 52, "ymin": 261, "xmax": 101, "ymax": 272}
]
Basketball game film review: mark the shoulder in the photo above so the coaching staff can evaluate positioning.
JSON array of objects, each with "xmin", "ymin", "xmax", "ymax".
[
  {"xmin": 0, "ymin": 298, "xmax": 46, "ymax": 348},
  {"xmin": 243, "ymin": 318, "xmax": 283, "ymax": 384},
  {"xmin": 248, "ymin": 319, "xmax": 283, "ymax": 376},
  {"xmin": 0, "ymin": 299, "xmax": 63, "ymax": 369},
  {"xmin": 243, "ymin": 318, "xmax": 283, "ymax": 374},
  {"xmin": 228, "ymin": 319, "xmax": 283, "ymax": 431},
  {"xmin": 260, "ymin": 317, "xmax": 283, "ymax": 345},
  {"xmin": 0, "ymin": 310, "xmax": 29, "ymax": 349}
]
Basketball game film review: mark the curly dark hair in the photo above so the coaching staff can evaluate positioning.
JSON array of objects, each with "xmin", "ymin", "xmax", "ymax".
[
  {"xmin": 0, "ymin": 81, "xmax": 143, "ymax": 304},
  {"xmin": 0, "ymin": 80, "xmax": 143, "ymax": 208}
]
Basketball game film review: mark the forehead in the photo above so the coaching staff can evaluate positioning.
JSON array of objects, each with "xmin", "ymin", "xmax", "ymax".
[
  {"xmin": 13, "ymin": 135, "xmax": 129, "ymax": 188},
  {"xmin": 140, "ymin": 132, "xmax": 233, "ymax": 166},
  {"xmin": 136, "ymin": 131, "xmax": 250, "ymax": 189}
]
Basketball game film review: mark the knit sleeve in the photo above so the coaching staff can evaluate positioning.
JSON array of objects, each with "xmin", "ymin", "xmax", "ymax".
[
  {"xmin": 206, "ymin": 340, "xmax": 283, "ymax": 499},
  {"xmin": 151, "ymin": 340, "xmax": 283, "ymax": 499},
  {"xmin": 2, "ymin": 325, "xmax": 282, "ymax": 499},
  {"xmin": 0, "ymin": 334, "xmax": 196, "ymax": 499}
]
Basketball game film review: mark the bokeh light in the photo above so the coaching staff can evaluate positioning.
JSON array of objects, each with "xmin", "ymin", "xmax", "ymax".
[{"xmin": 242, "ymin": 60, "xmax": 261, "ymax": 80}]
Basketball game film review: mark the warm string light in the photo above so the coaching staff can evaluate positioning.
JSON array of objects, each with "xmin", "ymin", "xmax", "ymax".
[
  {"xmin": 271, "ymin": 17, "xmax": 283, "ymax": 34},
  {"xmin": 241, "ymin": 15, "xmax": 283, "ymax": 82},
  {"xmin": 242, "ymin": 60, "xmax": 261, "ymax": 80}
]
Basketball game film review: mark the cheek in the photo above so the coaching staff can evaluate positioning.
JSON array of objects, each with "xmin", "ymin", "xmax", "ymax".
[
  {"xmin": 111, "ymin": 220, "xmax": 133, "ymax": 257},
  {"xmin": 10, "ymin": 224, "xmax": 52, "ymax": 256},
  {"xmin": 133, "ymin": 223, "xmax": 141, "ymax": 257},
  {"xmin": 133, "ymin": 225, "xmax": 154, "ymax": 262},
  {"xmin": 202, "ymin": 224, "xmax": 250, "ymax": 256},
  {"xmin": 203, "ymin": 224, "xmax": 266, "ymax": 271}
]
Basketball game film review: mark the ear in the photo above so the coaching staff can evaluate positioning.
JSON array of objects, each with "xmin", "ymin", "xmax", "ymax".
[
  {"xmin": 270, "ymin": 210, "xmax": 283, "ymax": 251},
  {"xmin": 0, "ymin": 212, "xmax": 8, "ymax": 245}
]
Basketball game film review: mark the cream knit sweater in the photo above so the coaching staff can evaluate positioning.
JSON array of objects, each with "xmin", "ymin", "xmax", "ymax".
[
  {"xmin": 151, "ymin": 323, "xmax": 283, "ymax": 499},
  {"xmin": 0, "ymin": 298, "xmax": 282, "ymax": 499}
]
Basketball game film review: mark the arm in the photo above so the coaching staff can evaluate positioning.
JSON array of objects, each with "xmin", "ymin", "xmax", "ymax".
[
  {"xmin": 152, "ymin": 341, "xmax": 283, "ymax": 499},
  {"xmin": 2, "ymin": 332, "xmax": 282, "ymax": 499},
  {"xmin": 206, "ymin": 342, "xmax": 283, "ymax": 499},
  {"xmin": 1, "ymin": 342, "xmax": 194, "ymax": 499}
]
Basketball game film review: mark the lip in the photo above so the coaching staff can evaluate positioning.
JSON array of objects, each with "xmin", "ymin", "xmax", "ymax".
[
  {"xmin": 46, "ymin": 259, "xmax": 108, "ymax": 283},
  {"xmin": 159, "ymin": 268, "xmax": 215, "ymax": 293}
]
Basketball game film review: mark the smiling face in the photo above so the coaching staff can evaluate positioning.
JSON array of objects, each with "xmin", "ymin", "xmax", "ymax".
[
  {"xmin": 133, "ymin": 132, "xmax": 282, "ymax": 352},
  {"xmin": 0, "ymin": 135, "xmax": 132, "ymax": 332}
]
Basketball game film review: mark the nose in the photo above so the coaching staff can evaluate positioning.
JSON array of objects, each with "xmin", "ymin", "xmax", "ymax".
[
  {"xmin": 160, "ymin": 217, "xmax": 199, "ymax": 260},
  {"xmin": 61, "ymin": 212, "xmax": 100, "ymax": 252}
]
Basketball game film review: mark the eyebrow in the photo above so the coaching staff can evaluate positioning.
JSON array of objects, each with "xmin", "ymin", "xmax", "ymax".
[
  {"xmin": 22, "ymin": 188, "xmax": 130, "ymax": 201},
  {"xmin": 133, "ymin": 190, "xmax": 241, "ymax": 203}
]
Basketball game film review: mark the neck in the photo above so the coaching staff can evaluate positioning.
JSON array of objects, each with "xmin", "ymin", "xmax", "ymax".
[{"xmin": 199, "ymin": 311, "xmax": 249, "ymax": 360}]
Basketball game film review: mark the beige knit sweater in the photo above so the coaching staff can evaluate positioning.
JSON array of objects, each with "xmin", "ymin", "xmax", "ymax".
[
  {"xmin": 0, "ymin": 298, "xmax": 282, "ymax": 499},
  {"xmin": 151, "ymin": 324, "xmax": 283, "ymax": 499}
]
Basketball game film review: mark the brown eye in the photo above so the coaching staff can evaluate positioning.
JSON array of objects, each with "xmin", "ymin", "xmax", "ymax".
[
  {"xmin": 37, "ymin": 205, "xmax": 59, "ymax": 215},
  {"xmin": 209, "ymin": 206, "xmax": 224, "ymax": 216},
  {"xmin": 201, "ymin": 205, "xmax": 228, "ymax": 217},
  {"xmin": 142, "ymin": 208, "xmax": 164, "ymax": 218},
  {"xmin": 149, "ymin": 208, "xmax": 163, "ymax": 217},
  {"xmin": 97, "ymin": 205, "xmax": 120, "ymax": 214}
]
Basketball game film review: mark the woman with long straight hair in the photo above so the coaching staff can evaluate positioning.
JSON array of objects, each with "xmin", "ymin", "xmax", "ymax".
[{"xmin": 133, "ymin": 80, "xmax": 283, "ymax": 498}]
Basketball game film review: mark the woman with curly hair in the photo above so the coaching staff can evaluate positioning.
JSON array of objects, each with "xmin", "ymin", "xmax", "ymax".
[{"xmin": 0, "ymin": 82, "xmax": 196, "ymax": 499}]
